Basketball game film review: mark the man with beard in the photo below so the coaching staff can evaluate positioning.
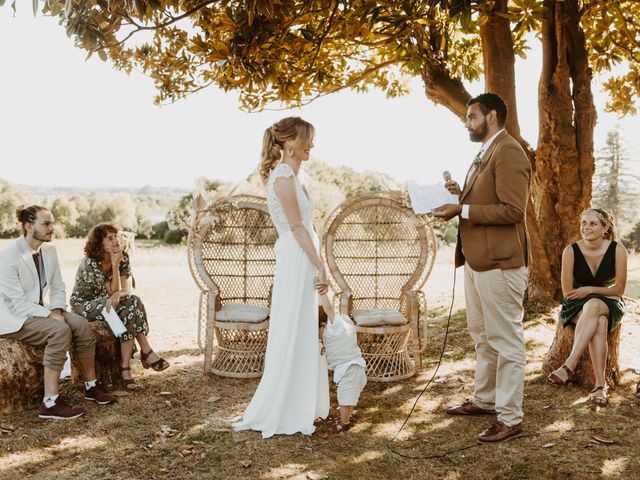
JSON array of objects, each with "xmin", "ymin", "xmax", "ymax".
[
  {"xmin": 0, "ymin": 205, "xmax": 116, "ymax": 418},
  {"xmin": 433, "ymin": 93, "xmax": 530, "ymax": 442}
]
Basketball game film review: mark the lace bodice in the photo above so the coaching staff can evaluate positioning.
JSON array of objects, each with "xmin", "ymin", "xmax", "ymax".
[{"xmin": 267, "ymin": 163, "xmax": 314, "ymax": 235}]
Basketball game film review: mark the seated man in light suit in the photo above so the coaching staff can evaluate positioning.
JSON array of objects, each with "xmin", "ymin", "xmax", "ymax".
[{"xmin": 0, "ymin": 205, "xmax": 116, "ymax": 419}]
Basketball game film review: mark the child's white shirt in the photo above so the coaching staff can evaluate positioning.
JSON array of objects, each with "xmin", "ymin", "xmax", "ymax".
[{"xmin": 323, "ymin": 314, "xmax": 366, "ymax": 384}]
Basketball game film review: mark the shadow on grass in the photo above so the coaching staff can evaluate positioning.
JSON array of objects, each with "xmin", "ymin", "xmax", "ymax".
[{"xmin": 2, "ymin": 307, "xmax": 639, "ymax": 479}]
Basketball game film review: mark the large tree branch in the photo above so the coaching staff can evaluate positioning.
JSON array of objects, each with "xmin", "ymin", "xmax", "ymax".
[{"xmin": 420, "ymin": 65, "xmax": 471, "ymax": 120}]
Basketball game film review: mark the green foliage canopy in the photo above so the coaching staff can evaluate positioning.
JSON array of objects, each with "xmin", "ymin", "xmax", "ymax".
[{"xmin": 34, "ymin": 0, "xmax": 640, "ymax": 116}]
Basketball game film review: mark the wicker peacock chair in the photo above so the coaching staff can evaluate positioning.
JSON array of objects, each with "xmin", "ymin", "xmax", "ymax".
[
  {"xmin": 188, "ymin": 195, "xmax": 278, "ymax": 377},
  {"xmin": 322, "ymin": 191, "xmax": 437, "ymax": 382}
]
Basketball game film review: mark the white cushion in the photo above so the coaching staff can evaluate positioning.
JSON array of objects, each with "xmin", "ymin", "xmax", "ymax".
[
  {"xmin": 352, "ymin": 308, "xmax": 407, "ymax": 327},
  {"xmin": 215, "ymin": 303, "xmax": 270, "ymax": 323}
]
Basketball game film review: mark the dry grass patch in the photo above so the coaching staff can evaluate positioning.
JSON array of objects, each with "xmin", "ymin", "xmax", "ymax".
[{"xmin": 2, "ymin": 307, "xmax": 640, "ymax": 480}]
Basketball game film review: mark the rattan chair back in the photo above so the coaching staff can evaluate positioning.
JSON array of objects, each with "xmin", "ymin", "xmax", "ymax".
[
  {"xmin": 188, "ymin": 195, "xmax": 277, "ymax": 376},
  {"xmin": 323, "ymin": 191, "xmax": 436, "ymax": 311}
]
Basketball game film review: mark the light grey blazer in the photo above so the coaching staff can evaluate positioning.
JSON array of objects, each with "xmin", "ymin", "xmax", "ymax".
[{"xmin": 0, "ymin": 236, "xmax": 67, "ymax": 335}]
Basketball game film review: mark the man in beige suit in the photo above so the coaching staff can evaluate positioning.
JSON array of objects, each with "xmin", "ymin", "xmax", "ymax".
[
  {"xmin": 433, "ymin": 93, "xmax": 530, "ymax": 442},
  {"xmin": 0, "ymin": 205, "xmax": 116, "ymax": 419}
]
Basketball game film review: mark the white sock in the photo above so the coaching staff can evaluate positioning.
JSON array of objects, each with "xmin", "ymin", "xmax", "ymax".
[
  {"xmin": 85, "ymin": 380, "xmax": 97, "ymax": 390},
  {"xmin": 43, "ymin": 395, "xmax": 59, "ymax": 408}
]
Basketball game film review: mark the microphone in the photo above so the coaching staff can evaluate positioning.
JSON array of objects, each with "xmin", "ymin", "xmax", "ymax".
[{"xmin": 443, "ymin": 170, "xmax": 452, "ymax": 182}]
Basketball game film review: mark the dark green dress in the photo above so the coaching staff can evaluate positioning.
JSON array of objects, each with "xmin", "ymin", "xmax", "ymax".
[
  {"xmin": 70, "ymin": 252, "xmax": 149, "ymax": 341},
  {"xmin": 559, "ymin": 241, "xmax": 625, "ymax": 332}
]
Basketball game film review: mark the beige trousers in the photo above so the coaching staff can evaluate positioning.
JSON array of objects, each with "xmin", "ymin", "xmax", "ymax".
[
  {"xmin": 0, "ymin": 312, "xmax": 96, "ymax": 371},
  {"xmin": 464, "ymin": 263, "xmax": 527, "ymax": 426}
]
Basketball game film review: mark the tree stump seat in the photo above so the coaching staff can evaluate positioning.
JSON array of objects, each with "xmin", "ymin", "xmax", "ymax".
[
  {"xmin": 543, "ymin": 319, "xmax": 621, "ymax": 388},
  {"xmin": 0, "ymin": 320, "xmax": 121, "ymax": 413},
  {"xmin": 0, "ymin": 339, "xmax": 45, "ymax": 413},
  {"xmin": 70, "ymin": 320, "xmax": 122, "ymax": 388}
]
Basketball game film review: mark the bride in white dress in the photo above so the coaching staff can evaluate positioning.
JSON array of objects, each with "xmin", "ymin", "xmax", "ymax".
[{"xmin": 233, "ymin": 117, "xmax": 330, "ymax": 438}]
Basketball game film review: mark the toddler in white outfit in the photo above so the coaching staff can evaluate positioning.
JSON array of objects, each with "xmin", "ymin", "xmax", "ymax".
[{"xmin": 319, "ymin": 292, "xmax": 367, "ymax": 432}]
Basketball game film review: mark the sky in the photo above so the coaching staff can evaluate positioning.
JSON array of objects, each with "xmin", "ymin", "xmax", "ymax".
[{"xmin": 1, "ymin": 8, "xmax": 638, "ymax": 191}]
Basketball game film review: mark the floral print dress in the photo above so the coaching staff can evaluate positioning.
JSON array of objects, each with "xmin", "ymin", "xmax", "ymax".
[{"xmin": 70, "ymin": 252, "xmax": 149, "ymax": 341}]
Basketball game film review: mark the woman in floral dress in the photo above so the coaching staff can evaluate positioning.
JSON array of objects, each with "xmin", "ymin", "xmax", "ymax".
[{"xmin": 71, "ymin": 223, "xmax": 169, "ymax": 389}]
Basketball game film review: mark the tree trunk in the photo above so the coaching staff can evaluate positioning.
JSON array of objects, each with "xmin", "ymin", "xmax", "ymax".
[
  {"xmin": 71, "ymin": 321, "xmax": 122, "ymax": 388},
  {"xmin": 543, "ymin": 321, "xmax": 620, "ymax": 387},
  {"xmin": 478, "ymin": 0, "xmax": 557, "ymax": 310},
  {"xmin": 533, "ymin": 0, "xmax": 597, "ymax": 299},
  {"xmin": 480, "ymin": 0, "xmax": 522, "ymax": 141},
  {"xmin": 0, "ymin": 340, "xmax": 44, "ymax": 413},
  {"xmin": 420, "ymin": 1, "xmax": 597, "ymax": 309}
]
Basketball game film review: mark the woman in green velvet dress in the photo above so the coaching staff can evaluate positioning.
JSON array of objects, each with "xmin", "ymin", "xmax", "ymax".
[
  {"xmin": 71, "ymin": 224, "xmax": 169, "ymax": 389},
  {"xmin": 546, "ymin": 209, "xmax": 627, "ymax": 406}
]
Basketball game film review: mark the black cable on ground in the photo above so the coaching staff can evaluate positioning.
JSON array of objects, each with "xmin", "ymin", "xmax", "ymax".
[
  {"xmin": 385, "ymin": 264, "xmax": 627, "ymax": 461},
  {"xmin": 387, "ymin": 264, "xmax": 458, "ymax": 447}
]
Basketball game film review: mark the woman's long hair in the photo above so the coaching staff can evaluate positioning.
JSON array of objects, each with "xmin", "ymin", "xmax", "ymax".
[{"xmin": 259, "ymin": 117, "xmax": 314, "ymax": 183}]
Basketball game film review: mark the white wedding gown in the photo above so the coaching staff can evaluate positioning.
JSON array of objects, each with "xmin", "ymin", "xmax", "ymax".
[{"xmin": 233, "ymin": 163, "xmax": 329, "ymax": 438}]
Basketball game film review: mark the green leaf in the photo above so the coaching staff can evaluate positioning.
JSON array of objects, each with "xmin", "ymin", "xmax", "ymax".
[
  {"xmin": 65, "ymin": 0, "xmax": 73, "ymax": 17},
  {"xmin": 32, "ymin": 0, "xmax": 38, "ymax": 16}
]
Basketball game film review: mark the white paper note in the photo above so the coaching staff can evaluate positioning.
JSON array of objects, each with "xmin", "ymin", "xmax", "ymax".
[
  {"xmin": 101, "ymin": 307, "xmax": 127, "ymax": 337},
  {"xmin": 408, "ymin": 185, "xmax": 459, "ymax": 214}
]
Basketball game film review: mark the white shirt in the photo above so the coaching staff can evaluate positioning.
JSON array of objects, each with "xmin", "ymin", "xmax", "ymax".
[
  {"xmin": 461, "ymin": 128, "xmax": 505, "ymax": 219},
  {"xmin": 323, "ymin": 314, "xmax": 366, "ymax": 384}
]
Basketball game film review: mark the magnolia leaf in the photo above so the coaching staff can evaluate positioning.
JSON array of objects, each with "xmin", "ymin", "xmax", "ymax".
[
  {"xmin": 152, "ymin": 432, "xmax": 167, "ymax": 445},
  {"xmin": 307, "ymin": 472, "xmax": 328, "ymax": 480},
  {"xmin": 0, "ymin": 423, "xmax": 15, "ymax": 434},
  {"xmin": 591, "ymin": 435, "xmax": 615, "ymax": 445},
  {"xmin": 32, "ymin": 0, "xmax": 38, "ymax": 16},
  {"xmin": 0, "ymin": 0, "xmax": 6, "ymax": 7},
  {"xmin": 178, "ymin": 444, "xmax": 194, "ymax": 455}
]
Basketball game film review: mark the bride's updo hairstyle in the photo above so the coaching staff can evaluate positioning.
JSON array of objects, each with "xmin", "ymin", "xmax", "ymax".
[{"xmin": 259, "ymin": 116, "xmax": 314, "ymax": 183}]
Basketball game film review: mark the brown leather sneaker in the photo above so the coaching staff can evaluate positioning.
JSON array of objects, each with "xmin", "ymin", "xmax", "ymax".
[
  {"xmin": 85, "ymin": 383, "xmax": 117, "ymax": 405},
  {"xmin": 38, "ymin": 397, "xmax": 86, "ymax": 420},
  {"xmin": 477, "ymin": 420, "xmax": 523, "ymax": 443},
  {"xmin": 446, "ymin": 399, "xmax": 496, "ymax": 416}
]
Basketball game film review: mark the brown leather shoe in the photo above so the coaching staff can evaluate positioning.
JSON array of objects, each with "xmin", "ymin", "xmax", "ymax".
[
  {"xmin": 477, "ymin": 420, "xmax": 523, "ymax": 443},
  {"xmin": 38, "ymin": 397, "xmax": 85, "ymax": 420},
  {"xmin": 85, "ymin": 382, "xmax": 117, "ymax": 405},
  {"xmin": 446, "ymin": 399, "xmax": 496, "ymax": 416}
]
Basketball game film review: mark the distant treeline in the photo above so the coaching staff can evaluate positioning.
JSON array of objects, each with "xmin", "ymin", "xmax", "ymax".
[{"xmin": 1, "ymin": 163, "xmax": 460, "ymax": 247}]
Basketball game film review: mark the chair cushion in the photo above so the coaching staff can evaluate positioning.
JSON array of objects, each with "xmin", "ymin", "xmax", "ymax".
[
  {"xmin": 352, "ymin": 309, "xmax": 407, "ymax": 327},
  {"xmin": 216, "ymin": 303, "xmax": 270, "ymax": 323}
]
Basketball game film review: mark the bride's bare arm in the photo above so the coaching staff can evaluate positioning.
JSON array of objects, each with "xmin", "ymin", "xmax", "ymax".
[{"xmin": 274, "ymin": 176, "xmax": 328, "ymax": 290}]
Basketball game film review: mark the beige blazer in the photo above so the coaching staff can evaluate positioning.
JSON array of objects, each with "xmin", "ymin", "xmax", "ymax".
[
  {"xmin": 455, "ymin": 131, "xmax": 531, "ymax": 271},
  {"xmin": 0, "ymin": 236, "xmax": 67, "ymax": 335}
]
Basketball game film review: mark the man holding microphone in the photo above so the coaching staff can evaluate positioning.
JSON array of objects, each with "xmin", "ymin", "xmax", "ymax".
[{"xmin": 433, "ymin": 93, "xmax": 531, "ymax": 443}]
